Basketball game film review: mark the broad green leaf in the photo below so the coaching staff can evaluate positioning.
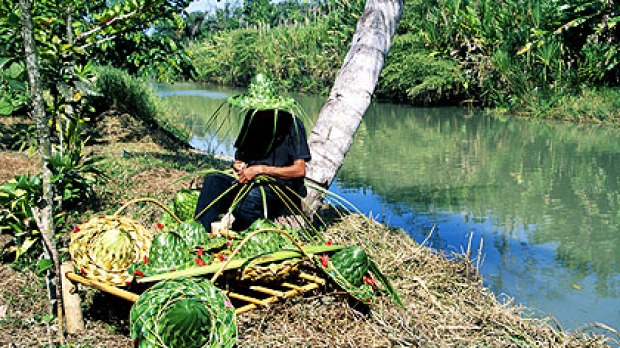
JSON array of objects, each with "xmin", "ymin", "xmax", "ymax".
[
  {"xmin": 0, "ymin": 100, "xmax": 12, "ymax": 115},
  {"xmin": 36, "ymin": 258, "xmax": 53, "ymax": 276}
]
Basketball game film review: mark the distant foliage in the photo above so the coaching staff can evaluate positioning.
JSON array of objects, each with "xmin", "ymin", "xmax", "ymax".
[
  {"xmin": 376, "ymin": 34, "xmax": 464, "ymax": 105},
  {"xmin": 188, "ymin": 0, "xmax": 365, "ymax": 93},
  {"xmin": 186, "ymin": 0, "xmax": 618, "ymax": 117},
  {"xmin": 378, "ymin": 0, "xmax": 620, "ymax": 110}
]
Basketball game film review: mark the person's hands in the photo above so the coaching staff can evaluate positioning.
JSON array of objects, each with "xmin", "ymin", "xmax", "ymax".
[
  {"xmin": 232, "ymin": 160, "xmax": 246, "ymax": 174},
  {"xmin": 236, "ymin": 165, "xmax": 267, "ymax": 184}
]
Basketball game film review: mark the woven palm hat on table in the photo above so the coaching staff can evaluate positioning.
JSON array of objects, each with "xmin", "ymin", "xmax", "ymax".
[
  {"xmin": 69, "ymin": 215, "xmax": 152, "ymax": 286},
  {"xmin": 130, "ymin": 278, "xmax": 237, "ymax": 348},
  {"xmin": 314, "ymin": 246, "xmax": 375, "ymax": 303}
]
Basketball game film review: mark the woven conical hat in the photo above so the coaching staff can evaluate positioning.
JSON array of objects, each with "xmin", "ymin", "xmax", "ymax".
[{"xmin": 69, "ymin": 215, "xmax": 152, "ymax": 286}]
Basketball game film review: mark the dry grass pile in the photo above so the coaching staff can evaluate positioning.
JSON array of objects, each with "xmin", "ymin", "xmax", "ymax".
[{"xmin": 235, "ymin": 214, "xmax": 614, "ymax": 347}]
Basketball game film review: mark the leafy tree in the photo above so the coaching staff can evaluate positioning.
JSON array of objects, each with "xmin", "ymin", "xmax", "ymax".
[
  {"xmin": 1, "ymin": 0, "xmax": 191, "ymax": 341},
  {"xmin": 243, "ymin": 0, "xmax": 275, "ymax": 26}
]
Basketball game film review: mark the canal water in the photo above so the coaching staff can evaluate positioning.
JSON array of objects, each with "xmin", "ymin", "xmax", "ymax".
[{"xmin": 156, "ymin": 82, "xmax": 620, "ymax": 334}]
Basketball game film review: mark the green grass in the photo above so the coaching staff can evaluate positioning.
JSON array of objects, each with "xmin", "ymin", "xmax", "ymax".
[{"xmin": 511, "ymin": 87, "xmax": 620, "ymax": 124}]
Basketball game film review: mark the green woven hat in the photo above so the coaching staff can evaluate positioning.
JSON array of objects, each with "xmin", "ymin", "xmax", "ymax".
[
  {"xmin": 314, "ymin": 246, "xmax": 375, "ymax": 303},
  {"xmin": 227, "ymin": 74, "xmax": 301, "ymax": 114},
  {"xmin": 130, "ymin": 278, "xmax": 237, "ymax": 348}
]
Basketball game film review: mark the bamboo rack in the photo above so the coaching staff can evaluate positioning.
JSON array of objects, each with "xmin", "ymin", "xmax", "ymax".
[{"xmin": 63, "ymin": 269, "xmax": 325, "ymax": 316}]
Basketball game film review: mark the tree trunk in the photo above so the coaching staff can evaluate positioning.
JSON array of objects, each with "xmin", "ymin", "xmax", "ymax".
[
  {"xmin": 304, "ymin": 0, "xmax": 403, "ymax": 213},
  {"xmin": 19, "ymin": 0, "xmax": 63, "ymax": 343}
]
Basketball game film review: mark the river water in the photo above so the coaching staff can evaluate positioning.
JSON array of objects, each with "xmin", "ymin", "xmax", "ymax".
[{"xmin": 156, "ymin": 83, "xmax": 620, "ymax": 334}]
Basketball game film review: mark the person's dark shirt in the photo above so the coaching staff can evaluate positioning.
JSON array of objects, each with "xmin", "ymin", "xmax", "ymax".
[{"xmin": 234, "ymin": 110, "xmax": 311, "ymax": 191}]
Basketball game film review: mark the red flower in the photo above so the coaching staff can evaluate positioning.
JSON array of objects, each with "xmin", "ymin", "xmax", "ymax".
[
  {"xmin": 196, "ymin": 248, "xmax": 204, "ymax": 257},
  {"xmin": 80, "ymin": 268, "xmax": 86, "ymax": 275},
  {"xmin": 321, "ymin": 254, "xmax": 330, "ymax": 267},
  {"xmin": 326, "ymin": 240, "xmax": 333, "ymax": 246},
  {"xmin": 143, "ymin": 256, "xmax": 148, "ymax": 264},
  {"xmin": 134, "ymin": 270, "xmax": 145, "ymax": 277},
  {"xmin": 156, "ymin": 223, "xmax": 164, "ymax": 230},
  {"xmin": 125, "ymin": 281, "xmax": 132, "ymax": 286},
  {"xmin": 226, "ymin": 241, "xmax": 232, "ymax": 247},
  {"xmin": 196, "ymin": 258, "xmax": 206, "ymax": 267},
  {"xmin": 366, "ymin": 298, "xmax": 372, "ymax": 302},
  {"xmin": 363, "ymin": 276, "xmax": 375, "ymax": 286},
  {"xmin": 219, "ymin": 255, "xmax": 227, "ymax": 262},
  {"xmin": 73, "ymin": 226, "xmax": 80, "ymax": 233}
]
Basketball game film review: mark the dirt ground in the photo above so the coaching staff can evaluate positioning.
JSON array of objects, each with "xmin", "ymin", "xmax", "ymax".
[{"xmin": 0, "ymin": 151, "xmax": 39, "ymax": 183}]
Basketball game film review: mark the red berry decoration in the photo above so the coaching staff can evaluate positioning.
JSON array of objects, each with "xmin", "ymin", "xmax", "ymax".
[
  {"xmin": 321, "ymin": 254, "xmax": 330, "ymax": 267},
  {"xmin": 363, "ymin": 276, "xmax": 375, "ymax": 286}
]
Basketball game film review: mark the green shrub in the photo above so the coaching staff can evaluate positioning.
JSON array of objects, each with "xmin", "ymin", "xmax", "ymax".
[
  {"xmin": 377, "ymin": 34, "xmax": 464, "ymax": 105},
  {"xmin": 93, "ymin": 66, "xmax": 190, "ymax": 144}
]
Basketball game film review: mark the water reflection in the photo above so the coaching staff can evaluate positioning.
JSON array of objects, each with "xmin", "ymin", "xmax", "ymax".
[
  {"xmin": 338, "ymin": 102, "xmax": 620, "ymax": 330},
  {"xmin": 157, "ymin": 83, "xmax": 620, "ymax": 332}
]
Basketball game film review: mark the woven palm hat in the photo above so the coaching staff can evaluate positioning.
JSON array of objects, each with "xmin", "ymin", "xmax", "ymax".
[
  {"xmin": 130, "ymin": 278, "xmax": 237, "ymax": 348},
  {"xmin": 227, "ymin": 74, "xmax": 302, "ymax": 114},
  {"xmin": 69, "ymin": 215, "xmax": 152, "ymax": 286}
]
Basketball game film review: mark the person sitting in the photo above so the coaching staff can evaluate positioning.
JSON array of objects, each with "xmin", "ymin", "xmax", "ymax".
[{"xmin": 194, "ymin": 75, "xmax": 311, "ymax": 232}]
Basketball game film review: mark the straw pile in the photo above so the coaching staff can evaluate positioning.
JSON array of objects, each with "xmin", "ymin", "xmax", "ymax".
[{"xmin": 235, "ymin": 214, "xmax": 613, "ymax": 347}]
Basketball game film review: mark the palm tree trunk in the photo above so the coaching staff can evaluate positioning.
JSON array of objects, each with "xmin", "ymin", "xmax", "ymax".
[{"xmin": 304, "ymin": 0, "xmax": 403, "ymax": 214}]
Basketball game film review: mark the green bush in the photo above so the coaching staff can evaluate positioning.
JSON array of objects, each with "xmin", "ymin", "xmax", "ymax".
[
  {"xmin": 93, "ymin": 66, "xmax": 190, "ymax": 144},
  {"xmin": 377, "ymin": 34, "xmax": 464, "ymax": 105},
  {"xmin": 0, "ymin": 59, "xmax": 27, "ymax": 116}
]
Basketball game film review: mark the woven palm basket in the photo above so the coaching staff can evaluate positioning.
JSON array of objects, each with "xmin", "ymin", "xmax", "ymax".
[{"xmin": 69, "ymin": 215, "xmax": 153, "ymax": 286}]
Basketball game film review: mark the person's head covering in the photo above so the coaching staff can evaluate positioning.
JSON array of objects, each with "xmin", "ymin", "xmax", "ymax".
[
  {"xmin": 227, "ymin": 74, "xmax": 307, "ymax": 156},
  {"xmin": 226, "ymin": 74, "xmax": 302, "ymax": 115}
]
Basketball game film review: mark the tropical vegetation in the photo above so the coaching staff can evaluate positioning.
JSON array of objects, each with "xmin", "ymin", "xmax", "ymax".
[{"xmin": 186, "ymin": 0, "xmax": 620, "ymax": 122}]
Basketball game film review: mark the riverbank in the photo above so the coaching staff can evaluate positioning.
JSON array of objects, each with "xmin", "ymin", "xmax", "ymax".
[{"xmin": 1, "ymin": 113, "xmax": 617, "ymax": 347}]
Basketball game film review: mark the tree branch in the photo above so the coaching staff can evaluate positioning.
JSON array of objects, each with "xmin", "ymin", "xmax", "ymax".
[{"xmin": 75, "ymin": 9, "xmax": 140, "ymax": 43}]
